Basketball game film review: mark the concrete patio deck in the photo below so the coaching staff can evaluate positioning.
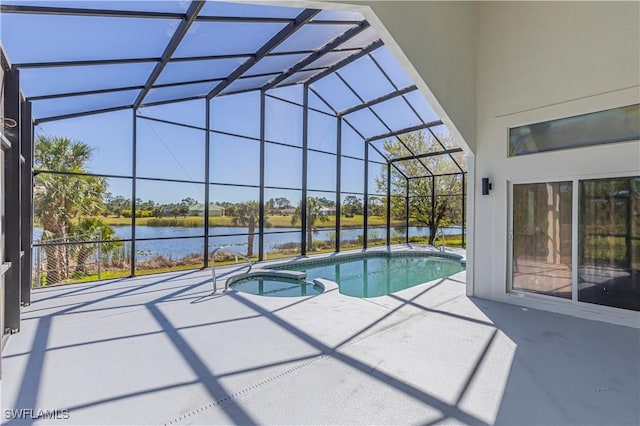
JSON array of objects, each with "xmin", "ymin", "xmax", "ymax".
[{"xmin": 1, "ymin": 247, "xmax": 639, "ymax": 425}]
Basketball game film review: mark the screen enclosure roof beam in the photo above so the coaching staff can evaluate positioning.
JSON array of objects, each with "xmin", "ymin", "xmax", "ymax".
[
  {"xmin": 339, "ymin": 85, "xmax": 417, "ymax": 116},
  {"xmin": 366, "ymin": 120, "xmax": 443, "ymax": 142},
  {"xmin": 389, "ymin": 147, "xmax": 463, "ymax": 164},
  {"xmin": 205, "ymin": 9, "xmax": 320, "ymax": 100},
  {"xmin": 263, "ymin": 21, "xmax": 372, "ymax": 91},
  {"xmin": 133, "ymin": 0, "xmax": 206, "ymax": 109}
]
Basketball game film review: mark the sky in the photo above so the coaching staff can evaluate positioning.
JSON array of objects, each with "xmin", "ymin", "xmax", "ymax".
[
  {"xmin": 3, "ymin": 0, "xmax": 455, "ymax": 206},
  {"xmin": 34, "ymin": 93, "xmax": 387, "ymax": 205}
]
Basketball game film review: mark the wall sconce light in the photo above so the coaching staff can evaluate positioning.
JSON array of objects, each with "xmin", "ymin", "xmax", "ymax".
[{"xmin": 482, "ymin": 178, "xmax": 493, "ymax": 195}]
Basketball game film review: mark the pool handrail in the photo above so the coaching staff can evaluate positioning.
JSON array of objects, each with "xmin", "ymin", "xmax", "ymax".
[
  {"xmin": 211, "ymin": 246, "xmax": 253, "ymax": 292},
  {"xmin": 436, "ymin": 228, "xmax": 446, "ymax": 252}
]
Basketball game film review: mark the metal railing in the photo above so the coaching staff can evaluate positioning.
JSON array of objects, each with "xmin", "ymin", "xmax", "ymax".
[
  {"xmin": 436, "ymin": 228, "xmax": 446, "ymax": 252},
  {"xmin": 33, "ymin": 230, "xmax": 109, "ymax": 287},
  {"xmin": 211, "ymin": 246, "xmax": 253, "ymax": 292}
]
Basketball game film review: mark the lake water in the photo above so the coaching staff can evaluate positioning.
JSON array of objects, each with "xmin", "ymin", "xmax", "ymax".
[{"xmin": 33, "ymin": 225, "xmax": 463, "ymax": 258}]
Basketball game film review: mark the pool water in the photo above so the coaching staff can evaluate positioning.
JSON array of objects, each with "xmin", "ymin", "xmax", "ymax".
[
  {"xmin": 229, "ymin": 277, "xmax": 323, "ymax": 297},
  {"xmin": 277, "ymin": 255, "xmax": 464, "ymax": 298}
]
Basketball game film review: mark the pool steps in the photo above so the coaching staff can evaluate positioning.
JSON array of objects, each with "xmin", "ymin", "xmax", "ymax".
[{"xmin": 312, "ymin": 278, "xmax": 338, "ymax": 292}]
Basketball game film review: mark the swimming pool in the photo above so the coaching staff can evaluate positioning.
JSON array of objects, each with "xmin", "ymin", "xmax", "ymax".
[{"xmin": 273, "ymin": 253, "xmax": 464, "ymax": 298}]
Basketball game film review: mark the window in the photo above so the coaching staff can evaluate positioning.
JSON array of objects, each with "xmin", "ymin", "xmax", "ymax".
[{"xmin": 509, "ymin": 104, "xmax": 640, "ymax": 156}]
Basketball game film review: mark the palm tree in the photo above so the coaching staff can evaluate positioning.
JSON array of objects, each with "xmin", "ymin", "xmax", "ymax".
[
  {"xmin": 69, "ymin": 217, "xmax": 120, "ymax": 275},
  {"xmin": 34, "ymin": 136, "xmax": 107, "ymax": 284},
  {"xmin": 231, "ymin": 201, "xmax": 262, "ymax": 257},
  {"xmin": 291, "ymin": 197, "xmax": 330, "ymax": 251}
]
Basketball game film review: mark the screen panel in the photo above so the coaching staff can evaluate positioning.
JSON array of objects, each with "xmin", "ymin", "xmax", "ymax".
[
  {"xmin": 135, "ymin": 237, "xmax": 205, "ymax": 275},
  {"xmin": 21, "ymin": 62, "xmax": 155, "ymax": 99},
  {"xmin": 173, "ymin": 22, "xmax": 287, "ymax": 58},
  {"xmin": 266, "ymin": 97, "xmax": 303, "ymax": 146},
  {"xmin": 272, "ymin": 24, "xmax": 355, "ymax": 53},
  {"xmin": 157, "ymin": 58, "xmax": 245, "ymax": 85},
  {"xmin": 211, "ymin": 91, "xmax": 261, "ymax": 139},
  {"xmin": 1, "ymin": 14, "xmax": 178, "ymax": 63},
  {"xmin": 32, "ymin": 89, "xmax": 139, "ymax": 120},
  {"xmin": 264, "ymin": 143, "xmax": 302, "ymax": 188},
  {"xmin": 210, "ymin": 133, "xmax": 260, "ymax": 186},
  {"xmin": 136, "ymin": 119, "xmax": 205, "ymax": 181},
  {"xmin": 134, "ymin": 179, "xmax": 206, "ymax": 234},
  {"xmin": 35, "ymin": 110, "xmax": 133, "ymax": 176}
]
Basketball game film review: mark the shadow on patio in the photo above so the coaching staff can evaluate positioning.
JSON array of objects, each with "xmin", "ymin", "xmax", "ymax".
[{"xmin": 2, "ymin": 266, "xmax": 638, "ymax": 425}]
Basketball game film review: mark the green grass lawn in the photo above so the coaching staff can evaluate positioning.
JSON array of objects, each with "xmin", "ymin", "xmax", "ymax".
[{"xmin": 85, "ymin": 214, "xmax": 406, "ymax": 228}]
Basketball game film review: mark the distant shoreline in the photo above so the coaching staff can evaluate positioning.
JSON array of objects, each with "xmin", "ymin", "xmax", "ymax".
[{"xmin": 36, "ymin": 214, "xmax": 412, "ymax": 229}]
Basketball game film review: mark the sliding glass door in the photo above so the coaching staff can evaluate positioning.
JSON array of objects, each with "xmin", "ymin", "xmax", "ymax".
[
  {"xmin": 512, "ymin": 182, "xmax": 573, "ymax": 298},
  {"xmin": 510, "ymin": 176, "xmax": 639, "ymax": 312},
  {"xmin": 579, "ymin": 177, "xmax": 640, "ymax": 311}
]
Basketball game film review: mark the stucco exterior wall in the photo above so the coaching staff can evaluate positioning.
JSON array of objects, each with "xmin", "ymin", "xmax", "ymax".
[{"xmin": 473, "ymin": 1, "xmax": 640, "ymax": 325}]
